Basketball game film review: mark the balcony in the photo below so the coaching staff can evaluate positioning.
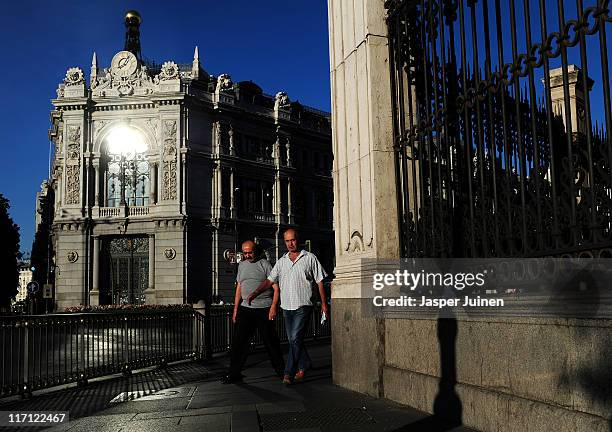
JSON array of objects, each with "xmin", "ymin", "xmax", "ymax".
[
  {"xmin": 129, "ymin": 206, "xmax": 150, "ymax": 216},
  {"xmin": 252, "ymin": 212, "xmax": 275, "ymax": 222},
  {"xmin": 98, "ymin": 207, "xmax": 122, "ymax": 217},
  {"xmin": 98, "ymin": 206, "xmax": 150, "ymax": 218}
]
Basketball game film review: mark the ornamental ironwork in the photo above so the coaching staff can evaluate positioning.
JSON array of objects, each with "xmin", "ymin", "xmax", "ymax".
[
  {"xmin": 103, "ymin": 236, "xmax": 149, "ymax": 305},
  {"xmin": 387, "ymin": 0, "xmax": 612, "ymax": 258}
]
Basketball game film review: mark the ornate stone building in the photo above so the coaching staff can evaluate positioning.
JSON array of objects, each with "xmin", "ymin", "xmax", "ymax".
[{"xmin": 46, "ymin": 12, "xmax": 333, "ymax": 310}]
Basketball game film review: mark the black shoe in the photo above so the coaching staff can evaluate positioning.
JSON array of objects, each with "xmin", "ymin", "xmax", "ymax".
[{"xmin": 221, "ymin": 374, "xmax": 243, "ymax": 384}]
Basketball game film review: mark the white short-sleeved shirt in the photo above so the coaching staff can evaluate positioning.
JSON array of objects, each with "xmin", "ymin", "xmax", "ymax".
[{"xmin": 268, "ymin": 250, "xmax": 327, "ymax": 310}]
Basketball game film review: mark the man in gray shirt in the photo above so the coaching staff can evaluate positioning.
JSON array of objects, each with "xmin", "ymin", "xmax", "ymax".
[{"xmin": 221, "ymin": 240, "xmax": 284, "ymax": 384}]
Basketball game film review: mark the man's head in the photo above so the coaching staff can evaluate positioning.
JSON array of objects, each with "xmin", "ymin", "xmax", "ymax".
[
  {"xmin": 241, "ymin": 240, "xmax": 256, "ymax": 262},
  {"xmin": 283, "ymin": 229, "xmax": 299, "ymax": 253}
]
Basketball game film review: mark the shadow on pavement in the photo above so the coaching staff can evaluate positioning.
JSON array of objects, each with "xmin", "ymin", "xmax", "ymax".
[{"xmin": 0, "ymin": 361, "xmax": 210, "ymax": 419}]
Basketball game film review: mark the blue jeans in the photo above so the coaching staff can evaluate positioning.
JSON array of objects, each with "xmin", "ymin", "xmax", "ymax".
[{"xmin": 282, "ymin": 306, "xmax": 312, "ymax": 376}]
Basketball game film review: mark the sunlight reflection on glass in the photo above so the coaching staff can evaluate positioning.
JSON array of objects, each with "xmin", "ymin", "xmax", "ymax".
[{"xmin": 107, "ymin": 126, "xmax": 147, "ymax": 159}]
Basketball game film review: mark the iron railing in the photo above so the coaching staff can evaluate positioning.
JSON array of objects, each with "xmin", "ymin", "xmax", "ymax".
[
  {"xmin": 387, "ymin": 0, "xmax": 612, "ymax": 258},
  {"xmin": 0, "ymin": 306, "xmax": 329, "ymax": 399}
]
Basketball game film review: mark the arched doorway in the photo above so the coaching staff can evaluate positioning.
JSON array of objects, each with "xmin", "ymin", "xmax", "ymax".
[{"xmin": 100, "ymin": 236, "xmax": 149, "ymax": 305}]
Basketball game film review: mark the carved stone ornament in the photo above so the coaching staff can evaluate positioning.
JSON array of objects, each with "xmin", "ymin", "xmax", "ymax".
[
  {"xmin": 64, "ymin": 67, "xmax": 85, "ymax": 86},
  {"xmin": 215, "ymin": 74, "xmax": 233, "ymax": 93},
  {"xmin": 164, "ymin": 248, "xmax": 176, "ymax": 260},
  {"xmin": 274, "ymin": 91, "xmax": 291, "ymax": 110},
  {"xmin": 162, "ymin": 120, "xmax": 177, "ymax": 200},
  {"xmin": 65, "ymin": 125, "xmax": 81, "ymax": 205},
  {"xmin": 146, "ymin": 118, "xmax": 159, "ymax": 137},
  {"xmin": 158, "ymin": 61, "xmax": 179, "ymax": 81},
  {"xmin": 346, "ymin": 231, "xmax": 365, "ymax": 253},
  {"xmin": 67, "ymin": 251, "xmax": 79, "ymax": 263},
  {"xmin": 92, "ymin": 65, "xmax": 155, "ymax": 98}
]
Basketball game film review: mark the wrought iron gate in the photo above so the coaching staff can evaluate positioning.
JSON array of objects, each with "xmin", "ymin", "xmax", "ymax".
[
  {"xmin": 387, "ymin": 0, "xmax": 612, "ymax": 257},
  {"xmin": 102, "ymin": 236, "xmax": 149, "ymax": 304}
]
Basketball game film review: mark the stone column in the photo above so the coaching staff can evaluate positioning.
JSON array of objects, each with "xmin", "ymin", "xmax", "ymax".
[
  {"xmin": 230, "ymin": 168, "xmax": 236, "ymax": 219},
  {"xmin": 274, "ymin": 173, "xmax": 281, "ymax": 223},
  {"xmin": 286, "ymin": 137, "xmax": 292, "ymax": 167},
  {"xmin": 89, "ymin": 236, "xmax": 100, "ymax": 306},
  {"xmin": 150, "ymin": 162, "xmax": 157, "ymax": 204},
  {"xmin": 145, "ymin": 234, "xmax": 156, "ymax": 304},
  {"xmin": 287, "ymin": 178, "xmax": 293, "ymax": 224},
  {"xmin": 328, "ymin": 0, "xmax": 398, "ymax": 398},
  {"xmin": 93, "ymin": 161, "xmax": 100, "ymax": 207},
  {"xmin": 217, "ymin": 166, "xmax": 224, "ymax": 217}
]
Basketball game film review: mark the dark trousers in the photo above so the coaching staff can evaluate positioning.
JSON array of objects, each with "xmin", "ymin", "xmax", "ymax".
[{"xmin": 228, "ymin": 306, "xmax": 285, "ymax": 377}]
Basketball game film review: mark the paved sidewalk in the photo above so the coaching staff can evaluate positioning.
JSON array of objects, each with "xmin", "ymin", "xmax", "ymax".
[{"xmin": 1, "ymin": 343, "xmax": 476, "ymax": 432}]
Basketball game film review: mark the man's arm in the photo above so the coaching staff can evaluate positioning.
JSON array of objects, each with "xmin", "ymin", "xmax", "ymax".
[
  {"xmin": 246, "ymin": 279, "xmax": 273, "ymax": 305},
  {"xmin": 232, "ymin": 282, "xmax": 242, "ymax": 324},
  {"xmin": 268, "ymin": 283, "xmax": 280, "ymax": 320}
]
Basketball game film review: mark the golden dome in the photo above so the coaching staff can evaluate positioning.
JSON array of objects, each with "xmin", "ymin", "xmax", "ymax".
[{"xmin": 124, "ymin": 10, "xmax": 142, "ymax": 24}]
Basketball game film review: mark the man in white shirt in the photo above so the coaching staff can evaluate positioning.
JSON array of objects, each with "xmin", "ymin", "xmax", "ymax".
[{"xmin": 247, "ymin": 229, "xmax": 329, "ymax": 384}]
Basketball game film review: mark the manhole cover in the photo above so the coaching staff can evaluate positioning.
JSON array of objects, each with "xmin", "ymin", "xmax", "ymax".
[{"xmin": 260, "ymin": 407, "xmax": 375, "ymax": 430}]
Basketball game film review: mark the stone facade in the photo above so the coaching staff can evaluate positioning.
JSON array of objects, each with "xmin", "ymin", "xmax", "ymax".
[
  {"xmin": 46, "ymin": 42, "xmax": 333, "ymax": 310},
  {"xmin": 327, "ymin": 1, "xmax": 611, "ymax": 431}
]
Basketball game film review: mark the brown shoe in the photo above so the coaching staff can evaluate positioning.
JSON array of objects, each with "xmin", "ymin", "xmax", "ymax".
[
  {"xmin": 282, "ymin": 374, "xmax": 292, "ymax": 385},
  {"xmin": 294, "ymin": 370, "xmax": 306, "ymax": 382}
]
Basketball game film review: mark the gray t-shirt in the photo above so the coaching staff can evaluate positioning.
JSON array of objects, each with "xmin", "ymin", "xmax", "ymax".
[{"xmin": 237, "ymin": 259, "xmax": 273, "ymax": 308}]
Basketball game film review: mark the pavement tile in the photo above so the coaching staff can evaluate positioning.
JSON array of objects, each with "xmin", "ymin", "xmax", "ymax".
[
  {"xmin": 96, "ymin": 398, "xmax": 190, "ymax": 415},
  {"xmin": 230, "ymin": 409, "xmax": 259, "ymax": 432},
  {"xmin": 176, "ymin": 414, "xmax": 231, "ymax": 432},
  {"xmin": 256, "ymin": 401, "xmax": 306, "ymax": 414},
  {"xmin": 134, "ymin": 406, "xmax": 232, "ymax": 420},
  {"xmin": 118, "ymin": 417, "xmax": 180, "ymax": 432}
]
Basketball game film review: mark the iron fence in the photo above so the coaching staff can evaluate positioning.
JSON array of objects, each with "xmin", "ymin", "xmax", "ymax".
[
  {"xmin": 387, "ymin": 0, "xmax": 612, "ymax": 258},
  {"xmin": 0, "ymin": 306, "xmax": 329, "ymax": 399}
]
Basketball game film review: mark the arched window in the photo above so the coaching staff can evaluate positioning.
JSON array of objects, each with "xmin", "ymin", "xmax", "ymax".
[{"xmin": 104, "ymin": 127, "xmax": 150, "ymax": 207}]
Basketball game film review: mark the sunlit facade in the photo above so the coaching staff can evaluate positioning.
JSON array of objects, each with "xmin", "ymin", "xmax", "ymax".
[{"xmin": 46, "ymin": 41, "xmax": 333, "ymax": 310}]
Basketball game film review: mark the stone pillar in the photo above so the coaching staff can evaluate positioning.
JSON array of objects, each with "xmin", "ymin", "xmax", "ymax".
[
  {"xmin": 548, "ymin": 65, "xmax": 594, "ymax": 137},
  {"xmin": 230, "ymin": 168, "xmax": 236, "ymax": 219},
  {"xmin": 89, "ymin": 236, "xmax": 100, "ymax": 306},
  {"xmin": 328, "ymin": 0, "xmax": 398, "ymax": 398},
  {"xmin": 93, "ymin": 161, "xmax": 100, "ymax": 207},
  {"xmin": 274, "ymin": 173, "xmax": 281, "ymax": 223},
  {"xmin": 217, "ymin": 166, "xmax": 224, "ymax": 216},
  {"xmin": 214, "ymin": 121, "xmax": 222, "ymax": 155},
  {"xmin": 287, "ymin": 178, "xmax": 293, "ymax": 224},
  {"xmin": 286, "ymin": 137, "xmax": 292, "ymax": 167},
  {"xmin": 150, "ymin": 162, "xmax": 157, "ymax": 204},
  {"xmin": 145, "ymin": 234, "xmax": 156, "ymax": 304}
]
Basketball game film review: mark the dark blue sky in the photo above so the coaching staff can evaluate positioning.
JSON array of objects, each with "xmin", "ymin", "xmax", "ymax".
[{"xmin": 0, "ymin": 1, "xmax": 331, "ymax": 254}]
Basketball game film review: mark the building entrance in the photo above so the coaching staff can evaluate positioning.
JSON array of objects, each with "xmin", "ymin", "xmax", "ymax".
[{"xmin": 101, "ymin": 236, "xmax": 149, "ymax": 305}]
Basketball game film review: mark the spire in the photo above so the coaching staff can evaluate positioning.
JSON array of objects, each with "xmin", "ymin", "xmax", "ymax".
[
  {"xmin": 192, "ymin": 46, "xmax": 200, "ymax": 79},
  {"xmin": 124, "ymin": 10, "xmax": 143, "ymax": 60},
  {"xmin": 90, "ymin": 51, "xmax": 98, "ymax": 84}
]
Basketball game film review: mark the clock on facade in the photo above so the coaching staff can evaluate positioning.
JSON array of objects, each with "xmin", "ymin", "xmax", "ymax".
[{"xmin": 111, "ymin": 51, "xmax": 138, "ymax": 77}]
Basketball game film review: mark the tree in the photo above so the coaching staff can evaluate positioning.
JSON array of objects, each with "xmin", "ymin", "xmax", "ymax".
[{"xmin": 0, "ymin": 194, "xmax": 20, "ymax": 309}]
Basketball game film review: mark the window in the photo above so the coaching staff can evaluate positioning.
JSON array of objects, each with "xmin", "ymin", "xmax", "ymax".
[{"xmin": 104, "ymin": 127, "xmax": 150, "ymax": 207}]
